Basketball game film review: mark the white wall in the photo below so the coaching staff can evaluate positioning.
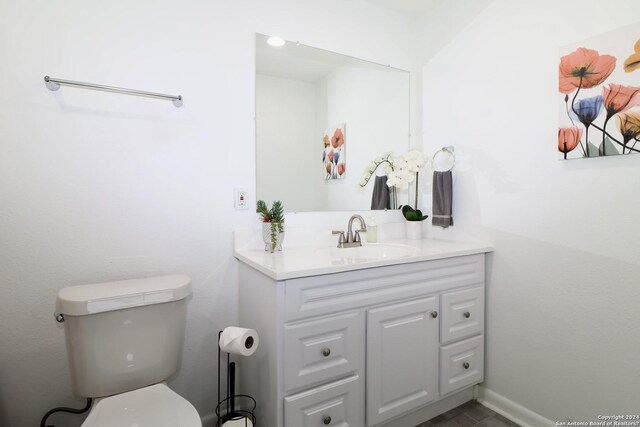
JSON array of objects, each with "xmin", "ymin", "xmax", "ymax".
[
  {"xmin": 0, "ymin": 1, "xmax": 415, "ymax": 426},
  {"xmin": 417, "ymin": 0, "xmax": 640, "ymax": 421},
  {"xmin": 256, "ymin": 74, "xmax": 327, "ymax": 212}
]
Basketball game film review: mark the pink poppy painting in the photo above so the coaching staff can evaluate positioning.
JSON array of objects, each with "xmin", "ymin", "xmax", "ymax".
[
  {"xmin": 558, "ymin": 23, "xmax": 640, "ymax": 159},
  {"xmin": 322, "ymin": 123, "xmax": 346, "ymax": 179}
]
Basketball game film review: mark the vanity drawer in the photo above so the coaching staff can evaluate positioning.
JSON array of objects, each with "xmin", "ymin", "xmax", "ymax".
[
  {"xmin": 285, "ymin": 254, "xmax": 485, "ymax": 322},
  {"xmin": 440, "ymin": 286, "xmax": 484, "ymax": 344},
  {"xmin": 284, "ymin": 374, "xmax": 363, "ymax": 427},
  {"xmin": 440, "ymin": 335, "xmax": 484, "ymax": 395},
  {"xmin": 284, "ymin": 311, "xmax": 365, "ymax": 391}
]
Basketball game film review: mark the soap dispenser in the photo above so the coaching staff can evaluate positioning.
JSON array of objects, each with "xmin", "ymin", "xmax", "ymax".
[{"xmin": 367, "ymin": 215, "xmax": 378, "ymax": 243}]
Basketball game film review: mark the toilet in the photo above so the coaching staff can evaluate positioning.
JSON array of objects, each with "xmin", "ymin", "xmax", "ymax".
[{"xmin": 55, "ymin": 274, "xmax": 202, "ymax": 427}]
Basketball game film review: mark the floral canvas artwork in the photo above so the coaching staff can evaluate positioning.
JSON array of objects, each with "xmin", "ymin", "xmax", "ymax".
[
  {"xmin": 322, "ymin": 123, "xmax": 346, "ymax": 179},
  {"xmin": 558, "ymin": 23, "xmax": 640, "ymax": 160}
]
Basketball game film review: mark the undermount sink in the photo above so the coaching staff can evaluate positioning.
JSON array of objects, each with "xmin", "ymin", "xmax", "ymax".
[{"xmin": 326, "ymin": 243, "xmax": 419, "ymax": 261}]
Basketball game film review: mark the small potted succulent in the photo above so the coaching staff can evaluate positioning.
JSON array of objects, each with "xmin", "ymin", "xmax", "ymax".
[{"xmin": 256, "ymin": 200, "xmax": 285, "ymax": 252}]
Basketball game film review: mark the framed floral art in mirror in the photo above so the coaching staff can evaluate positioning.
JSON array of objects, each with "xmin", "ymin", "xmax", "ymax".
[
  {"xmin": 323, "ymin": 123, "xmax": 346, "ymax": 180},
  {"xmin": 558, "ymin": 22, "xmax": 640, "ymax": 160}
]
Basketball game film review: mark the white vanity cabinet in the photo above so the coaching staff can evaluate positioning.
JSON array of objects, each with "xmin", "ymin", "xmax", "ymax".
[{"xmin": 237, "ymin": 252, "xmax": 487, "ymax": 427}]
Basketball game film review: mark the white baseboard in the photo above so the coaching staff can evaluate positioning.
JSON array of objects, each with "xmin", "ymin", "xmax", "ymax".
[{"xmin": 475, "ymin": 386, "xmax": 555, "ymax": 427}]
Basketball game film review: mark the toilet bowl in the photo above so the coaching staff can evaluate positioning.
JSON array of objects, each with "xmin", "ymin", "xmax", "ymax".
[
  {"xmin": 82, "ymin": 383, "xmax": 200, "ymax": 427},
  {"xmin": 56, "ymin": 275, "xmax": 201, "ymax": 427}
]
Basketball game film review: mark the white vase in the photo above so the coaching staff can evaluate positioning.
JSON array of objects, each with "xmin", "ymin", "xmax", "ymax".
[
  {"xmin": 262, "ymin": 222, "xmax": 285, "ymax": 252},
  {"xmin": 405, "ymin": 221, "xmax": 423, "ymax": 240}
]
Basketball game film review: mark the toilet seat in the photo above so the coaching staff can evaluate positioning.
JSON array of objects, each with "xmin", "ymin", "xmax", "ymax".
[{"xmin": 82, "ymin": 383, "xmax": 201, "ymax": 427}]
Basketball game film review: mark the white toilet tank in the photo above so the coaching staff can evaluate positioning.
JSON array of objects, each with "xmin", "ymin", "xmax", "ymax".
[{"xmin": 56, "ymin": 275, "xmax": 192, "ymax": 398}]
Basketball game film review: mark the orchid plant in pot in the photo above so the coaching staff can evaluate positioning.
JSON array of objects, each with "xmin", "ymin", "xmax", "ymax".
[
  {"xmin": 256, "ymin": 200, "xmax": 284, "ymax": 252},
  {"xmin": 387, "ymin": 150, "xmax": 428, "ymax": 239},
  {"xmin": 358, "ymin": 149, "xmax": 428, "ymax": 239}
]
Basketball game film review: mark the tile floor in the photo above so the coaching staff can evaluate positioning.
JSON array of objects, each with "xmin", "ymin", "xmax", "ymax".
[{"xmin": 415, "ymin": 400, "xmax": 520, "ymax": 427}]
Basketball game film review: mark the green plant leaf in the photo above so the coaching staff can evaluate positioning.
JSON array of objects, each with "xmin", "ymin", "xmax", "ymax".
[
  {"xmin": 271, "ymin": 200, "xmax": 284, "ymax": 223},
  {"xmin": 401, "ymin": 205, "xmax": 428, "ymax": 221},
  {"xmin": 401, "ymin": 205, "xmax": 413, "ymax": 219},
  {"xmin": 256, "ymin": 200, "xmax": 271, "ymax": 222},
  {"xmin": 257, "ymin": 199, "xmax": 286, "ymax": 223},
  {"xmin": 415, "ymin": 209, "xmax": 429, "ymax": 221},
  {"xmin": 270, "ymin": 221, "xmax": 277, "ymax": 252}
]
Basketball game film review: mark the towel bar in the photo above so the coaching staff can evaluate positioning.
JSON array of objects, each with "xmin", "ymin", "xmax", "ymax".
[{"xmin": 44, "ymin": 76, "xmax": 183, "ymax": 107}]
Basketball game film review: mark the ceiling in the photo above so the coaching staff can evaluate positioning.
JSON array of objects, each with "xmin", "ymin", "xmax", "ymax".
[
  {"xmin": 363, "ymin": 0, "xmax": 442, "ymax": 18},
  {"xmin": 255, "ymin": 1, "xmax": 445, "ymax": 81}
]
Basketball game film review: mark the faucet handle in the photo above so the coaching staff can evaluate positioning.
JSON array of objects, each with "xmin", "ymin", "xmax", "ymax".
[
  {"xmin": 353, "ymin": 221, "xmax": 367, "ymax": 243},
  {"xmin": 332, "ymin": 230, "xmax": 346, "ymax": 247}
]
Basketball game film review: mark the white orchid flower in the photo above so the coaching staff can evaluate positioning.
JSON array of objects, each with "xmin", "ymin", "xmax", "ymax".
[
  {"xmin": 396, "ymin": 179, "xmax": 409, "ymax": 190},
  {"xmin": 386, "ymin": 172, "xmax": 400, "ymax": 187},
  {"xmin": 361, "ymin": 149, "xmax": 425, "ymax": 194},
  {"xmin": 403, "ymin": 171, "xmax": 416, "ymax": 183}
]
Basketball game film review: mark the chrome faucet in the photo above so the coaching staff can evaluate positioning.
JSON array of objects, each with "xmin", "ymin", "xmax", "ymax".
[{"xmin": 332, "ymin": 215, "xmax": 367, "ymax": 248}]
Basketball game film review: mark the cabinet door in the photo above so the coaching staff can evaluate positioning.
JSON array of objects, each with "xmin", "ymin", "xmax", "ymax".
[{"xmin": 366, "ymin": 297, "xmax": 439, "ymax": 426}]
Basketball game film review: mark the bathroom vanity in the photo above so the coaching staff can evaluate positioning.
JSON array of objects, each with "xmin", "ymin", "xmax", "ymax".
[{"xmin": 235, "ymin": 239, "xmax": 491, "ymax": 427}]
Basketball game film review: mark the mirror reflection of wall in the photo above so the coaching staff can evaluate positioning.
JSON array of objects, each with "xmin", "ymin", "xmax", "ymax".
[{"xmin": 255, "ymin": 34, "xmax": 410, "ymax": 212}]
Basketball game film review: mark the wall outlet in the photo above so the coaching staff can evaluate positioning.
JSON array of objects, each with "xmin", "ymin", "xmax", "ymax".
[{"xmin": 234, "ymin": 188, "xmax": 248, "ymax": 210}]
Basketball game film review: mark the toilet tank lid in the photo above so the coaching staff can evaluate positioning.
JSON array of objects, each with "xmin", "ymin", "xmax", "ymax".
[{"xmin": 56, "ymin": 274, "xmax": 192, "ymax": 316}]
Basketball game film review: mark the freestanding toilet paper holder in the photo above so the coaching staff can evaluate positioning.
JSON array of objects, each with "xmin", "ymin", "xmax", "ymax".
[{"xmin": 216, "ymin": 330, "xmax": 257, "ymax": 427}]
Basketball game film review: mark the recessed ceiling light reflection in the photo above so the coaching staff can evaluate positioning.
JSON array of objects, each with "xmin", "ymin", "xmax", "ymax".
[{"xmin": 267, "ymin": 36, "xmax": 286, "ymax": 47}]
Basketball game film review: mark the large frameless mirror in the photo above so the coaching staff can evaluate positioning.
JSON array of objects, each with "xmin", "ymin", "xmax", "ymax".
[{"xmin": 255, "ymin": 34, "xmax": 410, "ymax": 212}]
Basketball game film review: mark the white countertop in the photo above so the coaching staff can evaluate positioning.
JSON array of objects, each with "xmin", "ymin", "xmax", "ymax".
[{"xmin": 234, "ymin": 238, "xmax": 493, "ymax": 280}]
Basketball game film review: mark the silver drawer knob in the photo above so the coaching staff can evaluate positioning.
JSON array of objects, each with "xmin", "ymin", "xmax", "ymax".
[
  {"xmin": 321, "ymin": 347, "xmax": 331, "ymax": 357},
  {"xmin": 463, "ymin": 362, "xmax": 470, "ymax": 369},
  {"xmin": 323, "ymin": 415, "xmax": 332, "ymax": 425},
  {"xmin": 463, "ymin": 311, "xmax": 471, "ymax": 318},
  {"xmin": 430, "ymin": 311, "xmax": 438, "ymax": 318}
]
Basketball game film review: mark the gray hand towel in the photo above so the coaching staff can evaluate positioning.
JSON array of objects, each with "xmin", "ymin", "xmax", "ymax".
[
  {"xmin": 370, "ymin": 175, "xmax": 391, "ymax": 210},
  {"xmin": 432, "ymin": 171, "xmax": 453, "ymax": 227}
]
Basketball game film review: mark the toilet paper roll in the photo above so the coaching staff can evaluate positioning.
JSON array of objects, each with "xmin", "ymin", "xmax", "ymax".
[{"xmin": 219, "ymin": 327, "xmax": 259, "ymax": 356}]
